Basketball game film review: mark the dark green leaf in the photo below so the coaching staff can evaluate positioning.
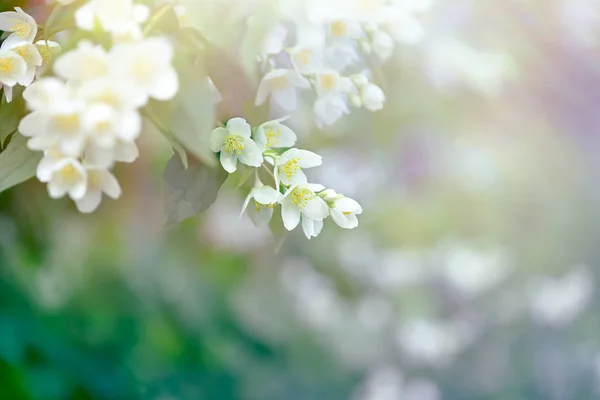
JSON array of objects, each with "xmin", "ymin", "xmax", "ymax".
[
  {"xmin": 0, "ymin": 134, "xmax": 41, "ymax": 193},
  {"xmin": 163, "ymin": 154, "xmax": 228, "ymax": 226},
  {"xmin": 0, "ymin": 86, "xmax": 26, "ymax": 149}
]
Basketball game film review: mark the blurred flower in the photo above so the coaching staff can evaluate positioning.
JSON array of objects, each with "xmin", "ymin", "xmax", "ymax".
[
  {"xmin": 528, "ymin": 267, "xmax": 594, "ymax": 327},
  {"xmin": 0, "ymin": 7, "xmax": 37, "ymax": 48},
  {"xmin": 255, "ymin": 68, "xmax": 309, "ymax": 112}
]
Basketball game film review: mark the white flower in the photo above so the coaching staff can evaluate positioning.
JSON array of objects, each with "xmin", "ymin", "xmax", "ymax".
[
  {"xmin": 210, "ymin": 118, "xmax": 263, "ymax": 173},
  {"xmin": 22, "ymin": 77, "xmax": 69, "ymax": 111},
  {"xmin": 361, "ymin": 83, "xmax": 385, "ymax": 111},
  {"xmin": 75, "ymin": 167, "xmax": 121, "ymax": 213},
  {"xmin": 281, "ymin": 183, "xmax": 329, "ymax": 238},
  {"xmin": 109, "ymin": 37, "xmax": 179, "ymax": 104},
  {"xmin": 34, "ymin": 40, "xmax": 61, "ymax": 77},
  {"xmin": 328, "ymin": 20, "xmax": 363, "ymax": 41},
  {"xmin": 82, "ymin": 103, "xmax": 141, "ymax": 148},
  {"xmin": 40, "ymin": 157, "xmax": 88, "ymax": 200},
  {"xmin": 0, "ymin": 7, "xmax": 37, "ymax": 48},
  {"xmin": 19, "ymin": 100, "xmax": 87, "ymax": 156},
  {"xmin": 84, "ymin": 139, "xmax": 139, "ymax": 168},
  {"xmin": 330, "ymin": 196, "xmax": 363, "ymax": 229},
  {"xmin": 53, "ymin": 41, "xmax": 110, "ymax": 83},
  {"xmin": 314, "ymin": 71, "xmax": 351, "ymax": 97},
  {"xmin": 371, "ymin": 30, "xmax": 394, "ymax": 61},
  {"xmin": 290, "ymin": 45, "xmax": 322, "ymax": 75},
  {"xmin": 0, "ymin": 41, "xmax": 42, "ymax": 87},
  {"xmin": 313, "ymin": 95, "xmax": 349, "ymax": 128},
  {"xmin": 75, "ymin": 0, "xmax": 149, "ymax": 39},
  {"xmin": 259, "ymin": 22, "xmax": 287, "ymax": 56},
  {"xmin": 274, "ymin": 148, "xmax": 322, "ymax": 187},
  {"xmin": 0, "ymin": 49, "xmax": 26, "ymax": 88},
  {"xmin": 240, "ymin": 180, "xmax": 282, "ymax": 226},
  {"xmin": 254, "ymin": 117, "xmax": 297, "ymax": 152},
  {"xmin": 255, "ymin": 69, "xmax": 309, "ymax": 112}
]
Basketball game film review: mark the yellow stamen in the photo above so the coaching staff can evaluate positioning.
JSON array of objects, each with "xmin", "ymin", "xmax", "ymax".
[
  {"xmin": 52, "ymin": 114, "xmax": 80, "ymax": 135},
  {"xmin": 291, "ymin": 187, "xmax": 314, "ymax": 209},
  {"xmin": 320, "ymin": 74, "xmax": 337, "ymax": 91},
  {"xmin": 264, "ymin": 127, "xmax": 281, "ymax": 148},
  {"xmin": 282, "ymin": 157, "xmax": 300, "ymax": 180},
  {"xmin": 269, "ymin": 75, "xmax": 289, "ymax": 90},
  {"xmin": 254, "ymin": 200, "xmax": 276, "ymax": 211},
  {"xmin": 330, "ymin": 21, "xmax": 347, "ymax": 37},
  {"xmin": 296, "ymin": 49, "xmax": 312, "ymax": 66},
  {"xmin": 14, "ymin": 46, "xmax": 31, "ymax": 64},
  {"xmin": 224, "ymin": 135, "xmax": 245, "ymax": 155},
  {"xmin": 59, "ymin": 164, "xmax": 80, "ymax": 183},
  {"xmin": 11, "ymin": 19, "xmax": 30, "ymax": 38},
  {"xmin": 343, "ymin": 211, "xmax": 351, "ymax": 215},
  {"xmin": 0, "ymin": 58, "xmax": 14, "ymax": 74}
]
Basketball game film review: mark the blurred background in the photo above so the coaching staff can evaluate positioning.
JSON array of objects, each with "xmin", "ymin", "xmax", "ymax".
[{"xmin": 3, "ymin": 0, "xmax": 600, "ymax": 399}]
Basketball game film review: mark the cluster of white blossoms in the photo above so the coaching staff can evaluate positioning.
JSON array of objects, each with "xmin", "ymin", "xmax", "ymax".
[
  {"xmin": 15, "ymin": 1, "xmax": 178, "ymax": 213},
  {"xmin": 0, "ymin": 8, "xmax": 60, "ymax": 102},
  {"xmin": 252, "ymin": 0, "xmax": 432, "ymax": 128},
  {"xmin": 211, "ymin": 117, "xmax": 362, "ymax": 239}
]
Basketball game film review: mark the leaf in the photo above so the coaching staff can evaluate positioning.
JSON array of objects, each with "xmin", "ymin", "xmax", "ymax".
[
  {"xmin": 0, "ymin": 134, "xmax": 42, "ymax": 193},
  {"xmin": 43, "ymin": 0, "xmax": 86, "ymax": 39},
  {"xmin": 142, "ymin": 4, "xmax": 180, "ymax": 36},
  {"xmin": 163, "ymin": 153, "xmax": 228, "ymax": 226},
  {"xmin": 0, "ymin": 86, "xmax": 26, "ymax": 149}
]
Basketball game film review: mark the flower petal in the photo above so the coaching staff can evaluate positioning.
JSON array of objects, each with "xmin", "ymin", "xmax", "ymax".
[
  {"xmin": 226, "ymin": 117, "xmax": 251, "ymax": 138},
  {"xmin": 238, "ymin": 138, "xmax": 263, "ymax": 167},
  {"xmin": 252, "ymin": 186, "xmax": 281, "ymax": 204},
  {"xmin": 210, "ymin": 127, "xmax": 228, "ymax": 152},
  {"xmin": 282, "ymin": 196, "xmax": 300, "ymax": 230},
  {"xmin": 220, "ymin": 150, "xmax": 238, "ymax": 173},
  {"xmin": 301, "ymin": 196, "xmax": 329, "ymax": 221}
]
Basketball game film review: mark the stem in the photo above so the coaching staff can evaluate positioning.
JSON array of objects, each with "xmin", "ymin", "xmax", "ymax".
[
  {"xmin": 261, "ymin": 162, "xmax": 275, "ymax": 180},
  {"xmin": 142, "ymin": 4, "xmax": 174, "ymax": 37}
]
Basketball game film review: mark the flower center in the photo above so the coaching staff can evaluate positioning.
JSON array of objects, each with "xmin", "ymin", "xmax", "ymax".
[
  {"xmin": 296, "ymin": 49, "xmax": 312, "ymax": 66},
  {"xmin": 254, "ymin": 200, "xmax": 276, "ymax": 211},
  {"xmin": 224, "ymin": 135, "xmax": 244, "ymax": 155},
  {"xmin": 14, "ymin": 46, "xmax": 32, "ymax": 64},
  {"xmin": 343, "ymin": 211, "xmax": 351, "ymax": 215},
  {"xmin": 269, "ymin": 75, "xmax": 289, "ymax": 90},
  {"xmin": 0, "ymin": 58, "xmax": 14, "ymax": 75},
  {"xmin": 282, "ymin": 157, "xmax": 300, "ymax": 180},
  {"xmin": 58, "ymin": 164, "xmax": 80, "ymax": 184},
  {"xmin": 330, "ymin": 21, "xmax": 347, "ymax": 37},
  {"xmin": 52, "ymin": 114, "xmax": 81, "ymax": 136},
  {"xmin": 291, "ymin": 187, "xmax": 314, "ymax": 209},
  {"xmin": 320, "ymin": 74, "xmax": 337, "ymax": 91},
  {"xmin": 11, "ymin": 20, "xmax": 31, "ymax": 38},
  {"xmin": 36, "ymin": 44, "xmax": 52, "ymax": 64},
  {"xmin": 264, "ymin": 127, "xmax": 281, "ymax": 148}
]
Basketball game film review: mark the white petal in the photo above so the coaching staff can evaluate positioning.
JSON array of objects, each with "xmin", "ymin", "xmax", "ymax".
[
  {"xmin": 220, "ymin": 151, "xmax": 238, "ymax": 173},
  {"xmin": 116, "ymin": 111, "xmax": 142, "ymax": 141},
  {"xmin": 282, "ymin": 196, "xmax": 301, "ymax": 230},
  {"xmin": 238, "ymin": 138, "xmax": 263, "ymax": 167},
  {"xmin": 306, "ymin": 183, "xmax": 325, "ymax": 193},
  {"xmin": 148, "ymin": 68, "xmax": 179, "ymax": 101},
  {"xmin": 335, "ymin": 197, "xmax": 363, "ymax": 214},
  {"xmin": 248, "ymin": 203, "xmax": 274, "ymax": 227},
  {"xmin": 36, "ymin": 156, "xmax": 57, "ymax": 182},
  {"xmin": 210, "ymin": 127, "xmax": 228, "ymax": 152},
  {"xmin": 239, "ymin": 192, "xmax": 254, "ymax": 217},
  {"xmin": 114, "ymin": 140, "xmax": 138, "ymax": 163},
  {"xmin": 252, "ymin": 186, "xmax": 281, "ymax": 204},
  {"xmin": 271, "ymin": 86, "xmax": 297, "ymax": 112},
  {"xmin": 226, "ymin": 118, "xmax": 251, "ymax": 138},
  {"xmin": 255, "ymin": 75, "xmax": 272, "ymax": 106},
  {"xmin": 301, "ymin": 196, "xmax": 329, "ymax": 221},
  {"xmin": 302, "ymin": 216, "xmax": 315, "ymax": 239},
  {"xmin": 99, "ymin": 170, "xmax": 121, "ymax": 198},
  {"xmin": 18, "ymin": 111, "xmax": 47, "ymax": 137},
  {"xmin": 47, "ymin": 181, "xmax": 67, "ymax": 199},
  {"xmin": 75, "ymin": 189, "xmax": 102, "ymax": 213},
  {"xmin": 3, "ymin": 85, "xmax": 12, "ymax": 102},
  {"xmin": 313, "ymin": 219, "xmax": 324, "ymax": 236}
]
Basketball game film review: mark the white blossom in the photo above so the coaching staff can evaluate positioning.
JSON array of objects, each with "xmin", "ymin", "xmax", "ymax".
[
  {"xmin": 0, "ymin": 41, "xmax": 42, "ymax": 86},
  {"xmin": 361, "ymin": 83, "xmax": 386, "ymax": 111},
  {"xmin": 254, "ymin": 117, "xmax": 297, "ymax": 152},
  {"xmin": 0, "ymin": 49, "xmax": 26, "ymax": 89},
  {"xmin": 281, "ymin": 183, "xmax": 329, "ymax": 239},
  {"xmin": 0, "ymin": 7, "xmax": 37, "ymax": 49},
  {"xmin": 329, "ymin": 196, "xmax": 363, "ymax": 229},
  {"xmin": 240, "ymin": 180, "xmax": 282, "ymax": 226},
  {"xmin": 255, "ymin": 69, "xmax": 309, "ymax": 112},
  {"xmin": 275, "ymin": 148, "xmax": 322, "ymax": 187},
  {"xmin": 210, "ymin": 118, "xmax": 263, "ymax": 173},
  {"xmin": 75, "ymin": 167, "xmax": 121, "ymax": 213}
]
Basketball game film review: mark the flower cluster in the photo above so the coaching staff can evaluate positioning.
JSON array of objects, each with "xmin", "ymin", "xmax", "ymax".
[
  {"xmin": 0, "ymin": 7, "xmax": 60, "ymax": 102},
  {"xmin": 211, "ymin": 117, "xmax": 362, "ymax": 239},
  {"xmin": 17, "ymin": 1, "xmax": 178, "ymax": 213},
  {"xmin": 252, "ymin": 3, "xmax": 421, "ymax": 128}
]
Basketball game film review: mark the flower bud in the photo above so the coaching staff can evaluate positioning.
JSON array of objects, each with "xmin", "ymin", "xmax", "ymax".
[{"xmin": 361, "ymin": 83, "xmax": 385, "ymax": 111}]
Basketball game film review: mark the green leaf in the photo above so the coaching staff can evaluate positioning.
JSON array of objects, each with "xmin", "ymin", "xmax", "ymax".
[
  {"xmin": 43, "ymin": 0, "xmax": 86, "ymax": 39},
  {"xmin": 0, "ymin": 86, "xmax": 26, "ymax": 149},
  {"xmin": 142, "ymin": 4, "xmax": 180, "ymax": 36},
  {"xmin": 0, "ymin": 134, "xmax": 42, "ymax": 193},
  {"xmin": 163, "ymin": 154, "xmax": 228, "ymax": 226}
]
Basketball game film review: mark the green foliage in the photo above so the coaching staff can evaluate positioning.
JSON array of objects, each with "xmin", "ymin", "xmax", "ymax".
[
  {"xmin": 0, "ymin": 134, "xmax": 41, "ymax": 193},
  {"xmin": 0, "ymin": 86, "xmax": 26, "ymax": 149},
  {"xmin": 163, "ymin": 153, "xmax": 228, "ymax": 226}
]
